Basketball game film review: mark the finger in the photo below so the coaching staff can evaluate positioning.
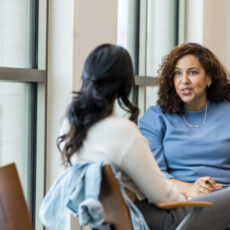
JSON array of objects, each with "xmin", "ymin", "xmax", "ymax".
[
  {"xmin": 199, "ymin": 186, "xmax": 211, "ymax": 195},
  {"xmin": 202, "ymin": 181, "xmax": 213, "ymax": 191},
  {"xmin": 214, "ymin": 183, "xmax": 223, "ymax": 189},
  {"xmin": 196, "ymin": 178, "xmax": 212, "ymax": 191},
  {"xmin": 201, "ymin": 177, "xmax": 216, "ymax": 187}
]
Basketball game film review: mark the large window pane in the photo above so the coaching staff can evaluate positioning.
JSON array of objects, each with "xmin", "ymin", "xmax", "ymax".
[
  {"xmin": 118, "ymin": 0, "xmax": 185, "ymax": 117},
  {"xmin": 0, "ymin": 0, "xmax": 36, "ymax": 211},
  {"xmin": 0, "ymin": 0, "xmax": 33, "ymax": 68},
  {"xmin": 117, "ymin": 0, "xmax": 138, "ymax": 68},
  {"xmin": 0, "ymin": 82, "xmax": 32, "ymax": 204},
  {"xmin": 0, "ymin": 0, "xmax": 47, "ymax": 229},
  {"xmin": 146, "ymin": 0, "xmax": 177, "ymax": 76},
  {"xmin": 146, "ymin": 85, "xmax": 159, "ymax": 109}
]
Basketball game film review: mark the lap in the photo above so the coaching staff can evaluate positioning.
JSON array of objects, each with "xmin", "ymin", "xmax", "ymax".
[
  {"xmin": 189, "ymin": 188, "xmax": 230, "ymax": 230},
  {"xmin": 134, "ymin": 188, "xmax": 230, "ymax": 230},
  {"xmin": 134, "ymin": 199, "xmax": 187, "ymax": 230}
]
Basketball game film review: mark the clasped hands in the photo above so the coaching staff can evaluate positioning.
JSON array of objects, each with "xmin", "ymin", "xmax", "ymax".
[{"xmin": 186, "ymin": 176, "xmax": 222, "ymax": 198}]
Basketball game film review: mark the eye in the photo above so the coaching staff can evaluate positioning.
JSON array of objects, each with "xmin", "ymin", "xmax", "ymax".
[
  {"xmin": 190, "ymin": 70, "xmax": 198, "ymax": 75},
  {"xmin": 174, "ymin": 71, "xmax": 181, "ymax": 76}
]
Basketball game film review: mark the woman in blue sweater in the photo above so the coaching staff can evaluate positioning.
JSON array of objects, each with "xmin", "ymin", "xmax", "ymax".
[{"xmin": 139, "ymin": 43, "xmax": 230, "ymax": 199}]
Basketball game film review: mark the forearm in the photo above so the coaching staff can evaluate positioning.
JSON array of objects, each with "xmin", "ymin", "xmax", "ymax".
[
  {"xmin": 122, "ymin": 138, "xmax": 185, "ymax": 203},
  {"xmin": 170, "ymin": 178, "xmax": 192, "ymax": 194}
]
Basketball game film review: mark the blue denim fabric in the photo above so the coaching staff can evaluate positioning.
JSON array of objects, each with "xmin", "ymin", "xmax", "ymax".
[
  {"xmin": 39, "ymin": 161, "xmax": 149, "ymax": 230},
  {"xmin": 66, "ymin": 162, "xmax": 105, "ymax": 226}
]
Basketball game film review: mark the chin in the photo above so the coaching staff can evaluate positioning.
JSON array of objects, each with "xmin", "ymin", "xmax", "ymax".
[{"xmin": 180, "ymin": 97, "xmax": 193, "ymax": 105}]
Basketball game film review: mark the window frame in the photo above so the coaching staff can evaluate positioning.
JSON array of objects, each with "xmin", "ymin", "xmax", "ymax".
[
  {"xmin": 134, "ymin": 0, "xmax": 186, "ymax": 115},
  {"xmin": 0, "ymin": 0, "xmax": 48, "ymax": 229}
]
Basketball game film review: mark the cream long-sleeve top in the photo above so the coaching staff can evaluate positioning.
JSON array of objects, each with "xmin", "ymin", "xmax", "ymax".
[{"xmin": 65, "ymin": 115, "xmax": 185, "ymax": 204}]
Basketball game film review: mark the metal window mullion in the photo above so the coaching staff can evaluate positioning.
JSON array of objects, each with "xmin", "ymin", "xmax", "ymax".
[
  {"xmin": 178, "ymin": 0, "xmax": 186, "ymax": 44},
  {"xmin": 35, "ymin": 0, "xmax": 48, "ymax": 228},
  {"xmin": 135, "ymin": 76, "xmax": 159, "ymax": 86},
  {"xmin": 0, "ymin": 67, "xmax": 46, "ymax": 83},
  {"xmin": 137, "ymin": 0, "xmax": 148, "ymax": 115},
  {"xmin": 138, "ymin": 0, "xmax": 147, "ymax": 76}
]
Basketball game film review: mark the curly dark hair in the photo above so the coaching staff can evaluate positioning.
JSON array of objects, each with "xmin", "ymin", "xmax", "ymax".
[
  {"xmin": 157, "ymin": 42, "xmax": 230, "ymax": 114},
  {"xmin": 57, "ymin": 44, "xmax": 139, "ymax": 165}
]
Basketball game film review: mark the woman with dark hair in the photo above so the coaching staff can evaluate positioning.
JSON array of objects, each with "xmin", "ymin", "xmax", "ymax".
[
  {"xmin": 58, "ymin": 43, "xmax": 139, "ymax": 165},
  {"xmin": 40, "ymin": 43, "xmax": 230, "ymax": 230},
  {"xmin": 139, "ymin": 42, "xmax": 230, "ymax": 198},
  {"xmin": 55, "ymin": 44, "xmax": 189, "ymax": 229}
]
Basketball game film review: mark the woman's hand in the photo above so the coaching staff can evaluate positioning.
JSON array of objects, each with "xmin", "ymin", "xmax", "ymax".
[{"xmin": 186, "ymin": 176, "xmax": 222, "ymax": 198}]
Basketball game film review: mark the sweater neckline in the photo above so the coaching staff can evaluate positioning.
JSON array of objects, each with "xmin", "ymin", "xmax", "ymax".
[{"xmin": 183, "ymin": 101, "xmax": 210, "ymax": 115}]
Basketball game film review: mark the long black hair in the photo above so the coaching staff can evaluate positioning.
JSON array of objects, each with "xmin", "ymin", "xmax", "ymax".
[{"xmin": 57, "ymin": 44, "xmax": 139, "ymax": 165}]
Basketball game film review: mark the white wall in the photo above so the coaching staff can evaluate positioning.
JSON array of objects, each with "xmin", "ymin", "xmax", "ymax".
[
  {"xmin": 47, "ymin": 0, "xmax": 74, "ymax": 188},
  {"xmin": 203, "ymin": 0, "xmax": 230, "ymax": 72},
  {"xmin": 73, "ymin": 0, "xmax": 118, "ymax": 91},
  {"xmin": 185, "ymin": 0, "xmax": 230, "ymax": 72},
  {"xmin": 46, "ymin": 0, "xmax": 117, "ymax": 229}
]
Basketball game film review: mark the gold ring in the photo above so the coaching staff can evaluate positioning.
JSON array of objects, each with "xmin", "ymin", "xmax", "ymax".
[{"xmin": 200, "ymin": 187, "xmax": 205, "ymax": 192}]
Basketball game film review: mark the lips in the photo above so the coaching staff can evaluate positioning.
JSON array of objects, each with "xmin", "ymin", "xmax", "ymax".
[{"xmin": 181, "ymin": 88, "xmax": 192, "ymax": 95}]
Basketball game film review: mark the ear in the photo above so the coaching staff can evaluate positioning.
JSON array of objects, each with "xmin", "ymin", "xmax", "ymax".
[{"xmin": 207, "ymin": 76, "xmax": 212, "ymax": 87}]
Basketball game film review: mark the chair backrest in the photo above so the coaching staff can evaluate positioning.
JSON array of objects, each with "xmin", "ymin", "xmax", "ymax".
[
  {"xmin": 97, "ymin": 164, "xmax": 132, "ymax": 230},
  {"xmin": 0, "ymin": 163, "xmax": 33, "ymax": 230}
]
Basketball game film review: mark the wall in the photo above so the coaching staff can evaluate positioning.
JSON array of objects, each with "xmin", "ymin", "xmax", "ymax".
[
  {"xmin": 73, "ymin": 0, "xmax": 118, "ymax": 91},
  {"xmin": 203, "ymin": 0, "xmax": 230, "ymax": 72},
  {"xmin": 46, "ymin": 0, "xmax": 230, "ymax": 229},
  {"xmin": 46, "ymin": 0, "xmax": 117, "ymax": 229},
  {"xmin": 185, "ymin": 0, "xmax": 230, "ymax": 72},
  {"xmin": 47, "ymin": 0, "xmax": 74, "ymax": 189}
]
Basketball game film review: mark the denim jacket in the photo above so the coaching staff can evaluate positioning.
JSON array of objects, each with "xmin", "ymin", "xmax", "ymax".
[{"xmin": 39, "ymin": 161, "xmax": 149, "ymax": 230}]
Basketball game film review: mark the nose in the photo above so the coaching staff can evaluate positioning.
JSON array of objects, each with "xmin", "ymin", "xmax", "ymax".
[{"xmin": 181, "ymin": 73, "xmax": 190, "ymax": 84}]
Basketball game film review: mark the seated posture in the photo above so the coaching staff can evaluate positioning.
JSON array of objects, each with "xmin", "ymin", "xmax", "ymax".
[
  {"xmin": 139, "ymin": 42, "xmax": 230, "ymax": 227},
  {"xmin": 139, "ymin": 42, "xmax": 230, "ymax": 197},
  {"xmin": 40, "ymin": 44, "xmax": 230, "ymax": 230}
]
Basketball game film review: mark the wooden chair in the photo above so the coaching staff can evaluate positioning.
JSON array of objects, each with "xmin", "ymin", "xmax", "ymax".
[
  {"xmin": 95, "ymin": 164, "xmax": 212, "ymax": 230},
  {"xmin": 0, "ymin": 163, "xmax": 33, "ymax": 230},
  {"xmin": 95, "ymin": 164, "xmax": 133, "ymax": 230}
]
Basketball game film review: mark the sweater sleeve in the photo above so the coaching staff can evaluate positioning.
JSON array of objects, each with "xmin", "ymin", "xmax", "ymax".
[
  {"xmin": 138, "ymin": 106, "xmax": 174, "ymax": 179},
  {"xmin": 120, "ymin": 128, "xmax": 185, "ymax": 204}
]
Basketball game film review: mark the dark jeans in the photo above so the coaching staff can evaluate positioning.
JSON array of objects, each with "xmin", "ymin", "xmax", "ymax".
[{"xmin": 135, "ymin": 188, "xmax": 230, "ymax": 230}]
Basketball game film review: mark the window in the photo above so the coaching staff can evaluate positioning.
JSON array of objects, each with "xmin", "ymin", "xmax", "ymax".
[
  {"xmin": 0, "ymin": 1, "xmax": 47, "ymax": 229},
  {"xmin": 117, "ymin": 0, "xmax": 185, "ymax": 118}
]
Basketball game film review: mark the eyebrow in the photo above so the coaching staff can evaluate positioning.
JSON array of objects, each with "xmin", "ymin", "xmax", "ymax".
[{"xmin": 174, "ymin": 67, "xmax": 199, "ymax": 70}]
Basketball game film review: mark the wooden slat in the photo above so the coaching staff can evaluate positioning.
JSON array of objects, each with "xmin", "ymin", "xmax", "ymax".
[{"xmin": 157, "ymin": 201, "xmax": 212, "ymax": 209}]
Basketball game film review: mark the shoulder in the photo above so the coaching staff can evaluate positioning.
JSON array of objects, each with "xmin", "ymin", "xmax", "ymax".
[
  {"xmin": 88, "ymin": 116, "xmax": 146, "ymax": 152},
  {"xmin": 146, "ymin": 104, "xmax": 164, "ymax": 114},
  {"xmin": 138, "ymin": 104, "xmax": 170, "ymax": 137},
  {"xmin": 139, "ymin": 104, "xmax": 167, "ymax": 126},
  {"xmin": 209, "ymin": 101, "xmax": 230, "ymax": 112},
  {"xmin": 92, "ymin": 116, "xmax": 140, "ymax": 136}
]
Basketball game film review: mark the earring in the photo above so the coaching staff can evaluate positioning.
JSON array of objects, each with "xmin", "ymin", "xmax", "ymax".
[{"xmin": 207, "ymin": 84, "xmax": 211, "ymax": 88}]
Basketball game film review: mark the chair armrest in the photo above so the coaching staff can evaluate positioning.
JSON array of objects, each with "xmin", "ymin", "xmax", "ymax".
[
  {"xmin": 157, "ymin": 201, "xmax": 213, "ymax": 230},
  {"xmin": 157, "ymin": 201, "xmax": 212, "ymax": 209}
]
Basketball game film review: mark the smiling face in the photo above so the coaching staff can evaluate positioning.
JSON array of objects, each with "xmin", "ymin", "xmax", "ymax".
[{"xmin": 173, "ymin": 55, "xmax": 212, "ymax": 111}]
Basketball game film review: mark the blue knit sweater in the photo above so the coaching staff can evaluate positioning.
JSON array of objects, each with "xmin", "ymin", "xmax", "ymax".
[{"xmin": 139, "ymin": 101, "xmax": 230, "ymax": 188}]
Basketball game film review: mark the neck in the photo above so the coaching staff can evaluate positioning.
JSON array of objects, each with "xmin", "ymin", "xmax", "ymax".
[
  {"xmin": 184, "ymin": 99, "xmax": 208, "ymax": 111},
  {"xmin": 182, "ymin": 103, "xmax": 208, "ymax": 128}
]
